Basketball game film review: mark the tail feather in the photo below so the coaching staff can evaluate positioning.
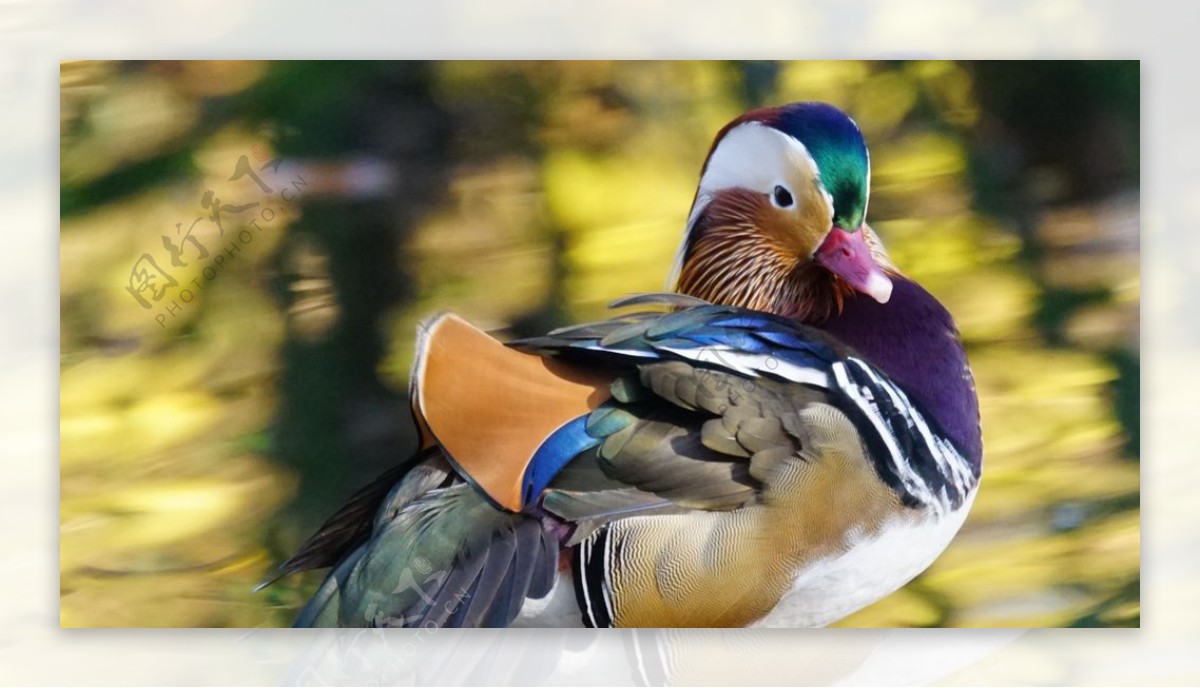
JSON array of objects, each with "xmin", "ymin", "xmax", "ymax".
[
  {"xmin": 328, "ymin": 483, "xmax": 558, "ymax": 628},
  {"xmin": 258, "ymin": 449, "xmax": 442, "ymax": 591},
  {"xmin": 292, "ymin": 544, "xmax": 367, "ymax": 628}
]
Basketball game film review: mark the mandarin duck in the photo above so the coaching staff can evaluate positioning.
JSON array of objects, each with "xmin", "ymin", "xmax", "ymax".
[{"xmin": 272, "ymin": 102, "xmax": 982, "ymax": 628}]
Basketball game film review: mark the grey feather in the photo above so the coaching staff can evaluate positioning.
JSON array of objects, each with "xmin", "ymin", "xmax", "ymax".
[
  {"xmin": 736, "ymin": 417, "xmax": 790, "ymax": 454},
  {"xmin": 292, "ymin": 544, "xmax": 367, "ymax": 628},
  {"xmin": 748, "ymin": 446, "xmax": 797, "ymax": 482},
  {"xmin": 610, "ymin": 375, "xmax": 647, "ymax": 403},
  {"xmin": 701, "ymin": 418, "xmax": 751, "ymax": 457},
  {"xmin": 544, "ymin": 488, "xmax": 686, "ymax": 546},
  {"xmin": 607, "ymin": 292, "xmax": 712, "ymax": 309},
  {"xmin": 543, "ymin": 488, "xmax": 676, "ymax": 522},
  {"xmin": 373, "ymin": 457, "xmax": 453, "ymax": 531}
]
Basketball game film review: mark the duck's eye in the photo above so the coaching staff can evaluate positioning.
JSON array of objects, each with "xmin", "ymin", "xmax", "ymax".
[{"xmin": 772, "ymin": 184, "xmax": 794, "ymax": 208}]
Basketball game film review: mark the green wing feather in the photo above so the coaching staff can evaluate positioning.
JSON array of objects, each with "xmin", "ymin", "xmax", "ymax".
[{"xmin": 293, "ymin": 479, "xmax": 556, "ymax": 628}]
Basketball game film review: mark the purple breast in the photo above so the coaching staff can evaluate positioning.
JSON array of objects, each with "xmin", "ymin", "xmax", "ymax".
[{"xmin": 812, "ymin": 277, "xmax": 983, "ymax": 470}]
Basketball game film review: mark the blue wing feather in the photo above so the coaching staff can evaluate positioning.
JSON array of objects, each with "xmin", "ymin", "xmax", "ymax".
[
  {"xmin": 521, "ymin": 416, "xmax": 603, "ymax": 505},
  {"xmin": 511, "ymin": 297, "xmax": 976, "ymax": 513}
]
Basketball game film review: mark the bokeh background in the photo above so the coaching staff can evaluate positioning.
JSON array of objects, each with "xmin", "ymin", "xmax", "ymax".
[{"xmin": 59, "ymin": 60, "xmax": 1139, "ymax": 629}]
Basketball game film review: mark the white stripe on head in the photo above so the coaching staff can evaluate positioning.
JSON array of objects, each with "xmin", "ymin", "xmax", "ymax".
[{"xmin": 699, "ymin": 122, "xmax": 824, "ymax": 198}]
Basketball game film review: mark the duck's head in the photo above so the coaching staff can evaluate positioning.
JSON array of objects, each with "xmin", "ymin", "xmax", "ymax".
[{"xmin": 672, "ymin": 102, "xmax": 894, "ymax": 321}]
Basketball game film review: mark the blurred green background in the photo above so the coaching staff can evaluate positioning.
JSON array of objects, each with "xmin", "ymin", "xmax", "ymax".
[{"xmin": 59, "ymin": 60, "xmax": 1139, "ymax": 628}]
